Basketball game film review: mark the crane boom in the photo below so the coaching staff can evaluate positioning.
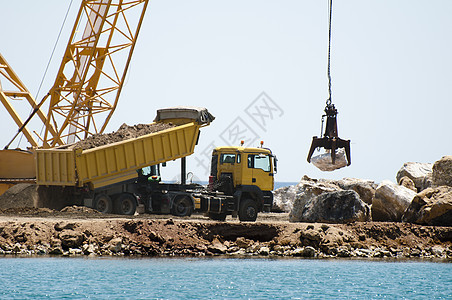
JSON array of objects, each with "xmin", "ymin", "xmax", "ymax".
[{"xmin": 42, "ymin": 0, "xmax": 149, "ymax": 148}]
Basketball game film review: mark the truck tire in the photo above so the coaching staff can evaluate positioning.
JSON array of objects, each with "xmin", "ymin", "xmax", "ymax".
[
  {"xmin": 114, "ymin": 193, "xmax": 137, "ymax": 215},
  {"xmin": 207, "ymin": 212, "xmax": 227, "ymax": 221},
  {"xmin": 238, "ymin": 199, "xmax": 258, "ymax": 222},
  {"xmin": 94, "ymin": 194, "xmax": 113, "ymax": 214},
  {"xmin": 171, "ymin": 196, "xmax": 193, "ymax": 217}
]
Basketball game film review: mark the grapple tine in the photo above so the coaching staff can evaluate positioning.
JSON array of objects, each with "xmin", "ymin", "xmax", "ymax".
[
  {"xmin": 307, "ymin": 137, "xmax": 319, "ymax": 163},
  {"xmin": 344, "ymin": 140, "xmax": 351, "ymax": 166}
]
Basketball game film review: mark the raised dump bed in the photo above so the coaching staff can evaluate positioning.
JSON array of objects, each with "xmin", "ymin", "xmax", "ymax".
[{"xmin": 35, "ymin": 107, "xmax": 213, "ymax": 189}]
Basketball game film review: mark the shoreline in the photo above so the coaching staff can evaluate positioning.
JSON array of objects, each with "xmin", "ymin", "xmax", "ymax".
[
  {"xmin": 0, "ymin": 210, "xmax": 450, "ymax": 260},
  {"xmin": 1, "ymin": 254, "xmax": 451, "ymax": 263}
]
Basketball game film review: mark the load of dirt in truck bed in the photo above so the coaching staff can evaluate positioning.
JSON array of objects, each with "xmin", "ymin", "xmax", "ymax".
[{"xmin": 72, "ymin": 122, "xmax": 176, "ymax": 150}]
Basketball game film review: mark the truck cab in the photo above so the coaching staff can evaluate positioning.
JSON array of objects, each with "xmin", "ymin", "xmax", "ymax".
[{"xmin": 206, "ymin": 144, "xmax": 277, "ymax": 221}]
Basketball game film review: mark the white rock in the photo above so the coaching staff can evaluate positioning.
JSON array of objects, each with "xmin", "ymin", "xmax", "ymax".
[
  {"xmin": 372, "ymin": 180, "xmax": 416, "ymax": 221},
  {"xmin": 431, "ymin": 245, "xmax": 445, "ymax": 257},
  {"xmin": 291, "ymin": 247, "xmax": 304, "ymax": 256},
  {"xmin": 108, "ymin": 238, "xmax": 122, "ymax": 253},
  {"xmin": 273, "ymin": 185, "xmax": 298, "ymax": 212},
  {"xmin": 396, "ymin": 162, "xmax": 433, "ymax": 191},
  {"xmin": 311, "ymin": 149, "xmax": 348, "ymax": 172},
  {"xmin": 258, "ymin": 246, "xmax": 270, "ymax": 256}
]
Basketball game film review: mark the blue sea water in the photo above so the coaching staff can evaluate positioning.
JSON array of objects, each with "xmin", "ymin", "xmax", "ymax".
[
  {"xmin": 274, "ymin": 182, "xmax": 298, "ymax": 189},
  {"xmin": 0, "ymin": 257, "xmax": 450, "ymax": 299}
]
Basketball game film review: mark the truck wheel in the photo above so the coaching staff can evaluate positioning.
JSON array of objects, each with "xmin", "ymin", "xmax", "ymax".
[
  {"xmin": 238, "ymin": 199, "xmax": 258, "ymax": 222},
  {"xmin": 115, "ymin": 193, "xmax": 137, "ymax": 215},
  {"xmin": 94, "ymin": 194, "xmax": 113, "ymax": 214},
  {"xmin": 207, "ymin": 212, "xmax": 227, "ymax": 221},
  {"xmin": 171, "ymin": 196, "xmax": 193, "ymax": 217}
]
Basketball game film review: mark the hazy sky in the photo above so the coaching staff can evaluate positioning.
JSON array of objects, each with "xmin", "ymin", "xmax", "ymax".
[{"xmin": 1, "ymin": 0, "xmax": 451, "ymax": 183}]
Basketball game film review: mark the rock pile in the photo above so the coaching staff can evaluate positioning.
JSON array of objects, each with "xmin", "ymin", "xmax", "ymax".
[{"xmin": 276, "ymin": 156, "xmax": 452, "ymax": 226}]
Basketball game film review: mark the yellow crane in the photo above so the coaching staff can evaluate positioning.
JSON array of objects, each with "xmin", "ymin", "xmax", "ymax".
[{"xmin": 0, "ymin": 0, "xmax": 149, "ymax": 194}]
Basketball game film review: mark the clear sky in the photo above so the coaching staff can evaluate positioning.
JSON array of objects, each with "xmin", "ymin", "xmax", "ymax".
[{"xmin": 1, "ymin": 0, "xmax": 451, "ymax": 184}]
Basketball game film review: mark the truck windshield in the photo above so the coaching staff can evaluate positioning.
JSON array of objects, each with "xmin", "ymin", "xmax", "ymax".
[
  {"xmin": 247, "ymin": 154, "xmax": 271, "ymax": 172},
  {"xmin": 220, "ymin": 154, "xmax": 236, "ymax": 164}
]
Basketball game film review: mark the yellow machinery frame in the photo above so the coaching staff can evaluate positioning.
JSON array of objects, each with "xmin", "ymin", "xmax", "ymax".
[
  {"xmin": 0, "ymin": 53, "xmax": 57, "ymax": 148},
  {"xmin": 42, "ymin": 0, "xmax": 149, "ymax": 148}
]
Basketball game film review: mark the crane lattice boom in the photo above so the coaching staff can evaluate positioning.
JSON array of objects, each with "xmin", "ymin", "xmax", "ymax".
[{"xmin": 43, "ymin": 0, "xmax": 149, "ymax": 148}]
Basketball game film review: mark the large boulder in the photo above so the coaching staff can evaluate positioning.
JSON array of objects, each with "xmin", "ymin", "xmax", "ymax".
[
  {"xmin": 402, "ymin": 186, "xmax": 452, "ymax": 226},
  {"xmin": 332, "ymin": 178, "xmax": 377, "ymax": 205},
  {"xmin": 432, "ymin": 156, "xmax": 452, "ymax": 187},
  {"xmin": 290, "ymin": 190, "xmax": 371, "ymax": 223},
  {"xmin": 310, "ymin": 149, "xmax": 348, "ymax": 171},
  {"xmin": 396, "ymin": 162, "xmax": 433, "ymax": 192},
  {"xmin": 372, "ymin": 180, "xmax": 416, "ymax": 222},
  {"xmin": 288, "ymin": 177, "xmax": 340, "ymax": 220},
  {"xmin": 277, "ymin": 176, "xmax": 376, "ymax": 213}
]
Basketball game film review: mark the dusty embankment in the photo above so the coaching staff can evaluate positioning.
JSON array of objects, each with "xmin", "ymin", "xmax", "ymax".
[{"xmin": 0, "ymin": 208, "xmax": 451, "ymax": 259}]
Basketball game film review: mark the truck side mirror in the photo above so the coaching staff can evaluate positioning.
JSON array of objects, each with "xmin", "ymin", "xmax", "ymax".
[{"xmin": 273, "ymin": 156, "xmax": 278, "ymax": 174}]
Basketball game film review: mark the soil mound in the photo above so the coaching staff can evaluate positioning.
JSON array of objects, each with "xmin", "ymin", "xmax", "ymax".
[
  {"xmin": 60, "ymin": 205, "xmax": 101, "ymax": 215},
  {"xmin": 0, "ymin": 184, "xmax": 37, "ymax": 209},
  {"xmin": 73, "ymin": 122, "xmax": 175, "ymax": 150},
  {"xmin": 0, "ymin": 207, "xmax": 54, "ymax": 216}
]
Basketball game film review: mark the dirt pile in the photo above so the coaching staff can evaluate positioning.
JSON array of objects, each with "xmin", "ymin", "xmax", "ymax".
[
  {"xmin": 72, "ymin": 122, "xmax": 175, "ymax": 150},
  {"xmin": 0, "ymin": 184, "xmax": 37, "ymax": 209}
]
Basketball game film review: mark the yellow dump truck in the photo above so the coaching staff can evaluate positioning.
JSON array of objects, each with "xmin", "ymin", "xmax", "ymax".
[
  {"xmin": 197, "ymin": 144, "xmax": 277, "ymax": 221},
  {"xmin": 34, "ymin": 107, "xmax": 277, "ymax": 221}
]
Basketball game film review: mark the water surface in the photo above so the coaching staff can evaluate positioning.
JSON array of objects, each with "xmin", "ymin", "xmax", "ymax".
[{"xmin": 1, "ymin": 257, "xmax": 450, "ymax": 299}]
